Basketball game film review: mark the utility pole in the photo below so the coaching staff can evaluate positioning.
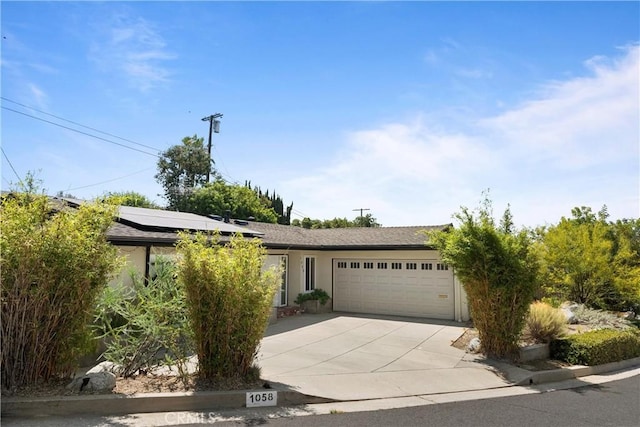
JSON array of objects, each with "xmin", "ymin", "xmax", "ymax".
[
  {"xmin": 353, "ymin": 208, "xmax": 370, "ymax": 218},
  {"xmin": 201, "ymin": 113, "xmax": 223, "ymax": 182}
]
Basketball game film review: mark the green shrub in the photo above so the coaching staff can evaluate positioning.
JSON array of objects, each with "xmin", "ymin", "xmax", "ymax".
[
  {"xmin": 295, "ymin": 289, "xmax": 330, "ymax": 306},
  {"xmin": 93, "ymin": 257, "xmax": 194, "ymax": 381},
  {"xmin": 1, "ymin": 187, "xmax": 120, "ymax": 391},
  {"xmin": 571, "ymin": 304, "xmax": 633, "ymax": 331},
  {"xmin": 550, "ymin": 329, "xmax": 640, "ymax": 365},
  {"xmin": 523, "ymin": 301, "xmax": 568, "ymax": 343},
  {"xmin": 429, "ymin": 198, "xmax": 539, "ymax": 359},
  {"xmin": 176, "ymin": 232, "xmax": 280, "ymax": 381}
]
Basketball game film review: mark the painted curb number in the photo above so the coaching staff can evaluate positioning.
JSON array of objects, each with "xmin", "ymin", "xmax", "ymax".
[{"xmin": 246, "ymin": 390, "xmax": 277, "ymax": 407}]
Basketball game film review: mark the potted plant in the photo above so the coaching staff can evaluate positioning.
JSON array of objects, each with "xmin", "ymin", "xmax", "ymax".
[{"xmin": 295, "ymin": 289, "xmax": 332, "ymax": 314}]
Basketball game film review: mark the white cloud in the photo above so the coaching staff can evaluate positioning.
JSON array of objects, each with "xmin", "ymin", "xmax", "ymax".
[
  {"xmin": 28, "ymin": 83, "xmax": 49, "ymax": 109},
  {"xmin": 482, "ymin": 44, "xmax": 639, "ymax": 170},
  {"xmin": 281, "ymin": 45, "xmax": 640, "ymax": 227},
  {"xmin": 90, "ymin": 15, "xmax": 175, "ymax": 92}
]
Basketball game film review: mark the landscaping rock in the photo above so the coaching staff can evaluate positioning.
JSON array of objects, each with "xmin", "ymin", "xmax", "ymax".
[
  {"xmin": 66, "ymin": 371, "xmax": 116, "ymax": 393},
  {"xmin": 561, "ymin": 303, "xmax": 579, "ymax": 324},
  {"xmin": 467, "ymin": 337, "xmax": 481, "ymax": 353},
  {"xmin": 86, "ymin": 361, "xmax": 123, "ymax": 376}
]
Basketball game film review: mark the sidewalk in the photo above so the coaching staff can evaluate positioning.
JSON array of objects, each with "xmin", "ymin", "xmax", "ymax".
[{"xmin": 3, "ymin": 313, "xmax": 639, "ymax": 418}]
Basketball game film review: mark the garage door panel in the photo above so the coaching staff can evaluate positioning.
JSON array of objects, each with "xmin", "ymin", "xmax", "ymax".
[{"xmin": 334, "ymin": 259, "xmax": 454, "ymax": 320}]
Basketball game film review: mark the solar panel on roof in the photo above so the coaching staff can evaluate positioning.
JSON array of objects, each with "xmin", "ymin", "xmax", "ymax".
[{"xmin": 117, "ymin": 206, "xmax": 263, "ymax": 236}]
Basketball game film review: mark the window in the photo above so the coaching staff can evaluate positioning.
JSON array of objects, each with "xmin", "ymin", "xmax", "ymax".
[
  {"xmin": 437, "ymin": 263, "xmax": 449, "ymax": 271},
  {"xmin": 364, "ymin": 262, "xmax": 374, "ymax": 269},
  {"xmin": 421, "ymin": 263, "xmax": 433, "ymax": 270},
  {"xmin": 391, "ymin": 262, "xmax": 402, "ymax": 270},
  {"xmin": 377, "ymin": 262, "xmax": 388, "ymax": 269},
  {"xmin": 350, "ymin": 261, "xmax": 360, "ymax": 269},
  {"xmin": 406, "ymin": 262, "xmax": 417, "ymax": 270},
  {"xmin": 304, "ymin": 256, "xmax": 316, "ymax": 292},
  {"xmin": 337, "ymin": 261, "xmax": 347, "ymax": 269}
]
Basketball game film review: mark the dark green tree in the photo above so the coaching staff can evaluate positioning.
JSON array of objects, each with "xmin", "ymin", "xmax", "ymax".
[
  {"xmin": 292, "ymin": 214, "xmax": 381, "ymax": 229},
  {"xmin": 155, "ymin": 135, "xmax": 212, "ymax": 211},
  {"xmin": 188, "ymin": 179, "xmax": 278, "ymax": 223},
  {"xmin": 354, "ymin": 213, "xmax": 381, "ymax": 227},
  {"xmin": 103, "ymin": 191, "xmax": 159, "ymax": 209}
]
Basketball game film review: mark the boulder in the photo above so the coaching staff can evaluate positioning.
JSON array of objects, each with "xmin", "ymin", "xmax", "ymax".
[
  {"xmin": 467, "ymin": 337, "xmax": 481, "ymax": 353},
  {"xmin": 86, "ymin": 361, "xmax": 123, "ymax": 376},
  {"xmin": 561, "ymin": 302, "xmax": 579, "ymax": 324},
  {"xmin": 66, "ymin": 371, "xmax": 116, "ymax": 393}
]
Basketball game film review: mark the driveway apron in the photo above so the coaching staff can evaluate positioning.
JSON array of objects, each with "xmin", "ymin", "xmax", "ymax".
[{"xmin": 258, "ymin": 313, "xmax": 514, "ymax": 401}]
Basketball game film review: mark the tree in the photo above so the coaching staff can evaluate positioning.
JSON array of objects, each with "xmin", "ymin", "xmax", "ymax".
[
  {"xmin": 103, "ymin": 191, "xmax": 160, "ymax": 209},
  {"xmin": 292, "ymin": 214, "xmax": 381, "ymax": 229},
  {"xmin": 429, "ymin": 199, "xmax": 539, "ymax": 358},
  {"xmin": 245, "ymin": 182, "xmax": 293, "ymax": 225},
  {"xmin": 188, "ymin": 178, "xmax": 278, "ymax": 223},
  {"xmin": 155, "ymin": 135, "xmax": 212, "ymax": 211},
  {"xmin": 1, "ymin": 185, "xmax": 121, "ymax": 390},
  {"xmin": 176, "ymin": 232, "xmax": 280, "ymax": 381},
  {"xmin": 354, "ymin": 213, "xmax": 381, "ymax": 227},
  {"xmin": 539, "ymin": 207, "xmax": 640, "ymax": 312}
]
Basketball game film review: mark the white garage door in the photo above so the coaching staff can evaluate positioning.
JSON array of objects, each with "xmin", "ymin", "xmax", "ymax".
[{"xmin": 333, "ymin": 259, "xmax": 455, "ymax": 320}]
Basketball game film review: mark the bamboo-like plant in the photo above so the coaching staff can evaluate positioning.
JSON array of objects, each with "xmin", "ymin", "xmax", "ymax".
[
  {"xmin": 1, "ymin": 183, "xmax": 120, "ymax": 391},
  {"xmin": 93, "ymin": 256, "xmax": 194, "ymax": 381},
  {"xmin": 176, "ymin": 232, "xmax": 279, "ymax": 380},
  {"xmin": 429, "ymin": 196, "xmax": 540, "ymax": 359}
]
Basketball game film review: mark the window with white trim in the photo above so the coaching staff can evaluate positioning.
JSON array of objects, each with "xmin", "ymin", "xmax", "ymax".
[{"xmin": 304, "ymin": 256, "xmax": 316, "ymax": 292}]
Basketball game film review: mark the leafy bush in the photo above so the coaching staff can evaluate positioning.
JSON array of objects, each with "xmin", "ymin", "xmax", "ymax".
[
  {"xmin": 1, "ymin": 187, "xmax": 120, "ymax": 391},
  {"xmin": 523, "ymin": 301, "xmax": 567, "ymax": 343},
  {"xmin": 295, "ymin": 289, "xmax": 330, "ymax": 306},
  {"xmin": 93, "ymin": 257, "xmax": 194, "ymax": 381},
  {"xmin": 176, "ymin": 232, "xmax": 280, "ymax": 381},
  {"xmin": 429, "ymin": 197, "xmax": 539, "ymax": 359},
  {"xmin": 550, "ymin": 329, "xmax": 640, "ymax": 365},
  {"xmin": 538, "ymin": 208, "xmax": 640, "ymax": 313},
  {"xmin": 571, "ymin": 304, "xmax": 633, "ymax": 331}
]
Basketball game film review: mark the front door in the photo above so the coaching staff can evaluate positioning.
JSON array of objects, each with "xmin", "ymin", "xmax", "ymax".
[{"xmin": 265, "ymin": 255, "xmax": 288, "ymax": 307}]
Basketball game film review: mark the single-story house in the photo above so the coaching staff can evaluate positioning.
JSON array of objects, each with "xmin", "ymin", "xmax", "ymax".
[{"xmin": 61, "ymin": 198, "xmax": 470, "ymax": 322}]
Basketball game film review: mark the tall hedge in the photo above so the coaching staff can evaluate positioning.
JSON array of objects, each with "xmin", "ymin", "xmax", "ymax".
[
  {"xmin": 430, "ymin": 201, "xmax": 539, "ymax": 358},
  {"xmin": 1, "ymin": 192, "xmax": 120, "ymax": 391},
  {"xmin": 176, "ymin": 232, "xmax": 279, "ymax": 380}
]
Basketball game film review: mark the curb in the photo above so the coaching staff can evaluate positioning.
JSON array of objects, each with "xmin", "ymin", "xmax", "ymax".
[
  {"xmin": 517, "ymin": 356, "xmax": 640, "ymax": 386},
  {"xmin": 3, "ymin": 359, "xmax": 639, "ymax": 418},
  {"xmin": 1, "ymin": 387, "xmax": 335, "ymax": 418}
]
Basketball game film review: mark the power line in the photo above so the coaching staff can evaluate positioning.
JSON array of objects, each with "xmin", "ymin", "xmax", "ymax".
[
  {"xmin": 64, "ymin": 167, "xmax": 155, "ymax": 192},
  {"xmin": 1, "ymin": 106, "xmax": 160, "ymax": 158},
  {"xmin": 1, "ymin": 97, "xmax": 160, "ymax": 152},
  {"xmin": 1, "ymin": 147, "xmax": 22, "ymax": 183}
]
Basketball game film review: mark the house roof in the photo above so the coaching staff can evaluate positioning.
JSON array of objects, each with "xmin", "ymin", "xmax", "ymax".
[
  {"xmin": 238, "ymin": 221, "xmax": 447, "ymax": 250},
  {"xmin": 55, "ymin": 198, "xmax": 446, "ymax": 250},
  {"xmin": 116, "ymin": 205, "xmax": 264, "ymax": 237},
  {"xmin": 56, "ymin": 197, "xmax": 262, "ymax": 245},
  {"xmin": 107, "ymin": 219, "xmax": 446, "ymax": 250}
]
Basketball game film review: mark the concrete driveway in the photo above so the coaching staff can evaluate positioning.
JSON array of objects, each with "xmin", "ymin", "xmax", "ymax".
[{"xmin": 258, "ymin": 313, "xmax": 525, "ymax": 401}]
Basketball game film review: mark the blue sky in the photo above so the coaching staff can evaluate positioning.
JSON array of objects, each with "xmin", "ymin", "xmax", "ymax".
[{"xmin": 2, "ymin": 2, "xmax": 638, "ymax": 227}]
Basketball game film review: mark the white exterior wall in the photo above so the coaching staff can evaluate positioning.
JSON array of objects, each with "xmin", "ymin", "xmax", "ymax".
[
  {"xmin": 110, "ymin": 246, "xmax": 147, "ymax": 289},
  {"xmin": 111, "ymin": 244, "xmax": 469, "ymax": 321}
]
